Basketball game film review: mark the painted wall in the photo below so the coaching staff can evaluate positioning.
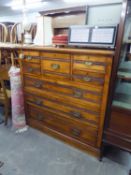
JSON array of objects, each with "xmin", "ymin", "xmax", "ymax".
[{"xmin": 88, "ymin": 3, "xmax": 122, "ymax": 26}]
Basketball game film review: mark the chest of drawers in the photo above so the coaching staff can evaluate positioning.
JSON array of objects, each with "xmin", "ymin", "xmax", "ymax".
[{"xmin": 19, "ymin": 47, "xmax": 114, "ymax": 158}]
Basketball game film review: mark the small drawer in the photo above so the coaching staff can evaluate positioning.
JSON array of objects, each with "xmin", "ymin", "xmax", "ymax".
[
  {"xmin": 73, "ymin": 54, "xmax": 107, "ymax": 74},
  {"xmin": 42, "ymin": 60, "xmax": 70, "ymax": 74},
  {"xmin": 23, "ymin": 62, "xmax": 41, "ymax": 75},
  {"xmin": 73, "ymin": 72, "xmax": 104, "ymax": 86},
  {"xmin": 23, "ymin": 51, "xmax": 40, "ymax": 57},
  {"xmin": 19, "ymin": 51, "xmax": 40, "ymax": 60},
  {"xmin": 27, "ymin": 104, "xmax": 97, "ymax": 146},
  {"xmin": 41, "ymin": 52, "xmax": 70, "ymax": 59}
]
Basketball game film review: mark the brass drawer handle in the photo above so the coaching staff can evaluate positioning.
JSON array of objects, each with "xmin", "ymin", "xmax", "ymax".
[
  {"xmin": 73, "ymin": 89, "xmax": 83, "ymax": 98},
  {"xmin": 35, "ymin": 99, "xmax": 42, "ymax": 106},
  {"xmin": 84, "ymin": 61, "xmax": 93, "ymax": 66},
  {"xmin": 27, "ymin": 56, "xmax": 32, "ymax": 60},
  {"xmin": 71, "ymin": 128, "xmax": 81, "ymax": 137},
  {"xmin": 83, "ymin": 76, "xmax": 91, "ymax": 82},
  {"xmin": 34, "ymin": 81, "xmax": 43, "ymax": 88},
  {"xmin": 37, "ymin": 114, "xmax": 43, "ymax": 121},
  {"xmin": 27, "ymin": 67, "xmax": 33, "ymax": 72},
  {"xmin": 51, "ymin": 64, "xmax": 60, "ymax": 70},
  {"xmin": 71, "ymin": 111, "xmax": 81, "ymax": 119}
]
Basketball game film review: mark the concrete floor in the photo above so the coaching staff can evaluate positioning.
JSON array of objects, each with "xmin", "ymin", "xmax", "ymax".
[{"xmin": 0, "ymin": 109, "xmax": 131, "ymax": 175}]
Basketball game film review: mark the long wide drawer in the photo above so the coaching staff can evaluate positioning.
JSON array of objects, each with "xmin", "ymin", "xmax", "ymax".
[
  {"xmin": 25, "ymin": 93, "xmax": 99, "ymax": 127},
  {"xmin": 24, "ymin": 76, "xmax": 102, "ymax": 103},
  {"xmin": 24, "ymin": 87, "xmax": 100, "ymax": 113},
  {"xmin": 27, "ymin": 104, "xmax": 97, "ymax": 146}
]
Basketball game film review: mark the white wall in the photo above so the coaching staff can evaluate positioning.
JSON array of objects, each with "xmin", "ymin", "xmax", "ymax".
[{"xmin": 88, "ymin": 3, "xmax": 122, "ymax": 26}]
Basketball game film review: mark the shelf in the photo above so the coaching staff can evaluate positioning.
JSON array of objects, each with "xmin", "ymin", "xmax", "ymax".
[
  {"xmin": 113, "ymin": 100, "xmax": 131, "ymax": 110},
  {"xmin": 117, "ymin": 71, "xmax": 131, "ymax": 80}
]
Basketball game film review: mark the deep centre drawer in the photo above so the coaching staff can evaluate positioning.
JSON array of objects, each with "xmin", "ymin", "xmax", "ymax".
[{"xmin": 27, "ymin": 104, "xmax": 97, "ymax": 146}]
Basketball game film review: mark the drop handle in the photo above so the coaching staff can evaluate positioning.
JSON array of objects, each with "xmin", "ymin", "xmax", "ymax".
[
  {"xmin": 27, "ymin": 67, "xmax": 33, "ymax": 72},
  {"xmin": 71, "ymin": 128, "xmax": 81, "ymax": 137},
  {"xmin": 34, "ymin": 81, "xmax": 43, "ymax": 88},
  {"xmin": 37, "ymin": 114, "xmax": 43, "ymax": 121},
  {"xmin": 51, "ymin": 64, "xmax": 60, "ymax": 70},
  {"xmin": 73, "ymin": 90, "xmax": 83, "ymax": 98},
  {"xmin": 83, "ymin": 76, "xmax": 91, "ymax": 82},
  {"xmin": 84, "ymin": 61, "xmax": 93, "ymax": 66},
  {"xmin": 71, "ymin": 111, "xmax": 81, "ymax": 119},
  {"xmin": 35, "ymin": 99, "xmax": 43, "ymax": 106}
]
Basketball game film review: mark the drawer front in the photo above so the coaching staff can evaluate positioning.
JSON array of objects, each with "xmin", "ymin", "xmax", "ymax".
[
  {"xmin": 24, "ymin": 76, "xmax": 102, "ymax": 103},
  {"xmin": 42, "ymin": 60, "xmax": 70, "ymax": 74},
  {"xmin": 25, "ymin": 87, "xmax": 100, "ymax": 112},
  {"xmin": 19, "ymin": 51, "xmax": 40, "ymax": 60},
  {"xmin": 73, "ymin": 59, "xmax": 106, "ymax": 74},
  {"xmin": 27, "ymin": 104, "xmax": 97, "ymax": 146},
  {"xmin": 25, "ymin": 93, "xmax": 99, "ymax": 127},
  {"xmin": 23, "ymin": 62, "xmax": 41, "ymax": 75},
  {"xmin": 41, "ymin": 52, "xmax": 70, "ymax": 59},
  {"xmin": 73, "ymin": 54, "xmax": 109, "ymax": 63},
  {"xmin": 73, "ymin": 72, "xmax": 104, "ymax": 86}
]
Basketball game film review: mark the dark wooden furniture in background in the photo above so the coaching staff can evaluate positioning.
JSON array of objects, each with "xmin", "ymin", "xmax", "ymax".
[
  {"xmin": 103, "ymin": 0, "xmax": 131, "ymax": 156},
  {"xmin": 40, "ymin": 6, "xmax": 87, "ymax": 35},
  {"xmin": 13, "ymin": 46, "xmax": 114, "ymax": 158}
]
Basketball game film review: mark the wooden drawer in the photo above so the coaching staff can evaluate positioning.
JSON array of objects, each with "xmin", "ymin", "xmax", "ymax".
[
  {"xmin": 22, "ymin": 62, "xmax": 41, "ymax": 75},
  {"xmin": 41, "ymin": 52, "xmax": 70, "ymax": 59},
  {"xmin": 25, "ymin": 87, "xmax": 100, "ymax": 112},
  {"xmin": 27, "ymin": 104, "xmax": 97, "ymax": 146},
  {"xmin": 23, "ymin": 50, "xmax": 39, "ymax": 58},
  {"xmin": 73, "ymin": 54, "xmax": 108, "ymax": 74},
  {"xmin": 25, "ymin": 93, "xmax": 99, "ymax": 127},
  {"xmin": 73, "ymin": 72, "xmax": 104, "ymax": 86},
  {"xmin": 24, "ymin": 76, "xmax": 102, "ymax": 103},
  {"xmin": 42, "ymin": 60, "xmax": 70, "ymax": 74}
]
